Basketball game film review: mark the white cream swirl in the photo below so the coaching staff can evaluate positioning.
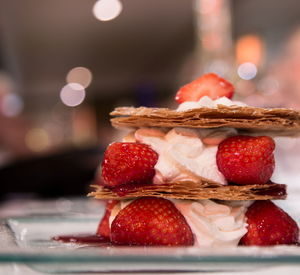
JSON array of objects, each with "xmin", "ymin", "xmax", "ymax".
[
  {"xmin": 177, "ymin": 96, "xmax": 247, "ymax": 112},
  {"xmin": 175, "ymin": 200, "xmax": 251, "ymax": 247},
  {"xmin": 130, "ymin": 127, "xmax": 236, "ymax": 185}
]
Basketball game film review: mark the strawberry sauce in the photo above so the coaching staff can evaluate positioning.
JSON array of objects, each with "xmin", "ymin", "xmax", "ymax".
[
  {"xmin": 255, "ymin": 183, "xmax": 287, "ymax": 197},
  {"xmin": 52, "ymin": 234, "xmax": 111, "ymax": 245},
  {"xmin": 110, "ymin": 182, "xmax": 150, "ymax": 196}
]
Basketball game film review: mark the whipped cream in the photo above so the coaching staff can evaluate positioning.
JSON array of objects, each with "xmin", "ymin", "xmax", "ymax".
[
  {"xmin": 109, "ymin": 199, "xmax": 251, "ymax": 247},
  {"xmin": 125, "ymin": 127, "xmax": 236, "ymax": 185},
  {"xmin": 175, "ymin": 200, "xmax": 251, "ymax": 247},
  {"xmin": 177, "ymin": 96, "xmax": 247, "ymax": 112}
]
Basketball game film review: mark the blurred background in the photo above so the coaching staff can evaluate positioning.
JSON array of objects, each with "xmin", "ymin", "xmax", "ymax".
[{"xmin": 1, "ymin": 0, "xmax": 300, "ymax": 200}]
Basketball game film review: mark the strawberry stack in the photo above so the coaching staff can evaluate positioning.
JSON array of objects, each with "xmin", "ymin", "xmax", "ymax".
[{"xmin": 90, "ymin": 73, "xmax": 300, "ymax": 247}]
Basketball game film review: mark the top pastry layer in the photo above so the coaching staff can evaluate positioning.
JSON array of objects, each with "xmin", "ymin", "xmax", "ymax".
[{"xmin": 110, "ymin": 105, "xmax": 300, "ymax": 136}]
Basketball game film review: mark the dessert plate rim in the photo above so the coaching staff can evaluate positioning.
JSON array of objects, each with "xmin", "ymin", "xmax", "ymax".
[{"xmin": 2, "ymin": 213, "xmax": 300, "ymax": 273}]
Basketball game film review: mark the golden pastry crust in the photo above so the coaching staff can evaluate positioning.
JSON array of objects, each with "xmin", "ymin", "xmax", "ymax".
[
  {"xmin": 110, "ymin": 105, "xmax": 300, "ymax": 136},
  {"xmin": 88, "ymin": 181, "xmax": 287, "ymax": 201}
]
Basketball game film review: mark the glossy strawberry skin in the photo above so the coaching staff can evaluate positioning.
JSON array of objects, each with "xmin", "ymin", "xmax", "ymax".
[
  {"xmin": 216, "ymin": 135, "xmax": 275, "ymax": 185},
  {"xmin": 101, "ymin": 142, "xmax": 158, "ymax": 187},
  {"xmin": 240, "ymin": 200, "xmax": 299, "ymax": 246},
  {"xmin": 110, "ymin": 197, "xmax": 194, "ymax": 246},
  {"xmin": 175, "ymin": 73, "xmax": 234, "ymax": 103},
  {"xmin": 96, "ymin": 200, "xmax": 119, "ymax": 238}
]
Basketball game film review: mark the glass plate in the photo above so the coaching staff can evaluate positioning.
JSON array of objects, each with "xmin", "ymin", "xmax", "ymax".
[{"xmin": 3, "ymin": 199, "xmax": 300, "ymax": 274}]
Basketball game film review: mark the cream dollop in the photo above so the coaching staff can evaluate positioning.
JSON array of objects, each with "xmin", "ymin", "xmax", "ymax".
[
  {"xmin": 108, "ymin": 199, "xmax": 251, "ymax": 247},
  {"xmin": 177, "ymin": 96, "xmax": 247, "ymax": 112},
  {"xmin": 132, "ymin": 128, "xmax": 234, "ymax": 185},
  {"xmin": 175, "ymin": 200, "xmax": 251, "ymax": 247}
]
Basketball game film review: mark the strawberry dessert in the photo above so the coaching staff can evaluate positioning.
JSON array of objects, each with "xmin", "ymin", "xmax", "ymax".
[{"xmin": 84, "ymin": 73, "xmax": 300, "ymax": 247}]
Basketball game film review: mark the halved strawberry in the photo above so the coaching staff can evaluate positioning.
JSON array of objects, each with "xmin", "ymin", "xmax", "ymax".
[
  {"xmin": 216, "ymin": 135, "xmax": 275, "ymax": 185},
  {"xmin": 111, "ymin": 197, "xmax": 194, "ymax": 246},
  {"xmin": 101, "ymin": 142, "xmax": 158, "ymax": 187},
  {"xmin": 240, "ymin": 200, "xmax": 299, "ymax": 246},
  {"xmin": 96, "ymin": 200, "xmax": 119, "ymax": 238},
  {"xmin": 175, "ymin": 73, "xmax": 234, "ymax": 103}
]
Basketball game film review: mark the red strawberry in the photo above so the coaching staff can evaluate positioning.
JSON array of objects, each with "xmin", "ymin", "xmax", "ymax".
[
  {"xmin": 96, "ymin": 200, "xmax": 118, "ymax": 238},
  {"xmin": 101, "ymin": 142, "xmax": 158, "ymax": 187},
  {"xmin": 216, "ymin": 135, "xmax": 275, "ymax": 185},
  {"xmin": 175, "ymin": 73, "xmax": 234, "ymax": 103},
  {"xmin": 240, "ymin": 200, "xmax": 299, "ymax": 246},
  {"xmin": 111, "ymin": 197, "xmax": 194, "ymax": 246}
]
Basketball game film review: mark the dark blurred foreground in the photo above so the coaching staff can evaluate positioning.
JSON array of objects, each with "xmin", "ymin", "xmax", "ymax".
[{"xmin": 0, "ymin": 146, "xmax": 103, "ymax": 201}]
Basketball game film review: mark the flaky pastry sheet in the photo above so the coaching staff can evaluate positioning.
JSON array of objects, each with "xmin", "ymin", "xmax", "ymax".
[
  {"xmin": 88, "ymin": 181, "xmax": 287, "ymax": 201},
  {"xmin": 110, "ymin": 105, "xmax": 300, "ymax": 136}
]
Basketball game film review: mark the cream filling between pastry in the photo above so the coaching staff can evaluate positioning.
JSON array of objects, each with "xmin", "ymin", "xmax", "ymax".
[
  {"xmin": 176, "ymin": 96, "xmax": 247, "ymax": 111},
  {"xmin": 124, "ymin": 127, "xmax": 236, "ymax": 185}
]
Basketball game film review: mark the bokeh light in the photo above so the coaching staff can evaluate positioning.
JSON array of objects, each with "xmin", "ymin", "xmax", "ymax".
[
  {"xmin": 0, "ymin": 93, "xmax": 24, "ymax": 117},
  {"xmin": 93, "ymin": 0, "xmax": 123, "ymax": 22},
  {"xmin": 25, "ymin": 128, "xmax": 50, "ymax": 152},
  {"xmin": 66, "ymin": 67, "xmax": 92, "ymax": 88},
  {"xmin": 237, "ymin": 62, "xmax": 258, "ymax": 80},
  {"xmin": 236, "ymin": 34, "xmax": 264, "ymax": 66},
  {"xmin": 60, "ymin": 83, "xmax": 86, "ymax": 107}
]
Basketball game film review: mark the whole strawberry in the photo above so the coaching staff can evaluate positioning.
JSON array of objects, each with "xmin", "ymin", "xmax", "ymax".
[
  {"xmin": 101, "ymin": 142, "xmax": 158, "ymax": 187},
  {"xmin": 216, "ymin": 135, "xmax": 275, "ymax": 185},
  {"xmin": 175, "ymin": 73, "xmax": 234, "ymax": 103},
  {"xmin": 96, "ymin": 200, "xmax": 118, "ymax": 238},
  {"xmin": 111, "ymin": 197, "xmax": 194, "ymax": 246},
  {"xmin": 240, "ymin": 200, "xmax": 299, "ymax": 246}
]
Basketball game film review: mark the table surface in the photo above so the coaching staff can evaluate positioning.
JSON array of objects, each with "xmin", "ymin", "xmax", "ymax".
[
  {"xmin": 1, "ymin": 197, "xmax": 300, "ymax": 275},
  {"xmin": 0, "ymin": 263, "xmax": 300, "ymax": 275}
]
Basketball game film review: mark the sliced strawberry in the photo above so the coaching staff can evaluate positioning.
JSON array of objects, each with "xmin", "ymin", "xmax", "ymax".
[
  {"xmin": 216, "ymin": 135, "xmax": 275, "ymax": 185},
  {"xmin": 111, "ymin": 197, "xmax": 194, "ymax": 246},
  {"xmin": 175, "ymin": 73, "xmax": 234, "ymax": 103},
  {"xmin": 240, "ymin": 200, "xmax": 299, "ymax": 246},
  {"xmin": 101, "ymin": 142, "xmax": 158, "ymax": 187},
  {"xmin": 96, "ymin": 200, "xmax": 118, "ymax": 238}
]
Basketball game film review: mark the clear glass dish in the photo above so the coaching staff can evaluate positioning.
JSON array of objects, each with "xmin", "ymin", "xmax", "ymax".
[{"xmin": 2, "ymin": 199, "xmax": 300, "ymax": 274}]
